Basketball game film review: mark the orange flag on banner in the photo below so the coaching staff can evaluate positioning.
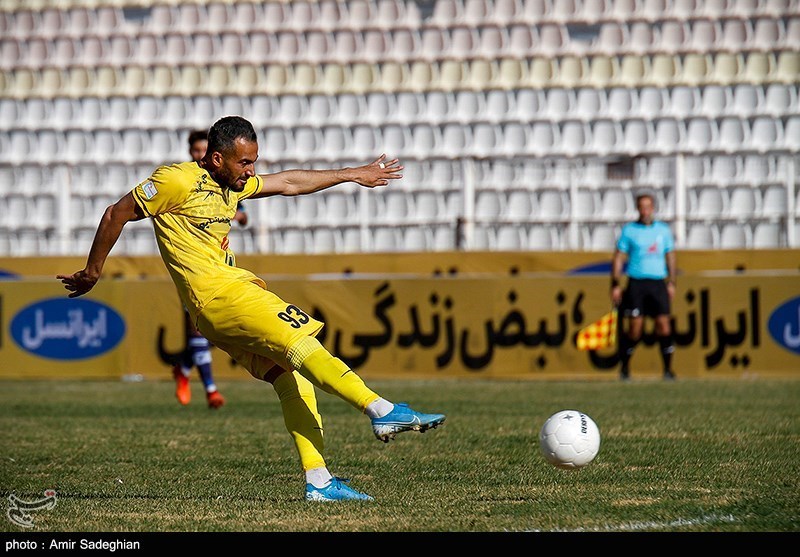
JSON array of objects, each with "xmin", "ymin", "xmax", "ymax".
[{"xmin": 576, "ymin": 309, "xmax": 618, "ymax": 351}]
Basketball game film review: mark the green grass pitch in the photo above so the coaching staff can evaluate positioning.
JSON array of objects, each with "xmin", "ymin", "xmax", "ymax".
[{"xmin": 1, "ymin": 377, "xmax": 799, "ymax": 533}]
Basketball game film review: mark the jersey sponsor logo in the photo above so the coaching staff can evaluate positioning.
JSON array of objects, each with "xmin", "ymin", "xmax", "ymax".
[
  {"xmin": 767, "ymin": 296, "xmax": 800, "ymax": 356},
  {"xmin": 10, "ymin": 297, "xmax": 126, "ymax": 360},
  {"xmin": 194, "ymin": 173, "xmax": 209, "ymax": 192},
  {"xmin": 142, "ymin": 181, "xmax": 158, "ymax": 199},
  {"xmin": 196, "ymin": 216, "xmax": 231, "ymax": 230}
]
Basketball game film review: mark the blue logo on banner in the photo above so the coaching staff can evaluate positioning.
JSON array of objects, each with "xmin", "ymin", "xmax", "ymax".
[
  {"xmin": 10, "ymin": 298, "xmax": 126, "ymax": 360},
  {"xmin": 567, "ymin": 261, "xmax": 614, "ymax": 275},
  {"xmin": 767, "ymin": 296, "xmax": 800, "ymax": 356}
]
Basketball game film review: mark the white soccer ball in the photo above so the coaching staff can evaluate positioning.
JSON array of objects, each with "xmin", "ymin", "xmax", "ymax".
[{"xmin": 539, "ymin": 410, "xmax": 601, "ymax": 469}]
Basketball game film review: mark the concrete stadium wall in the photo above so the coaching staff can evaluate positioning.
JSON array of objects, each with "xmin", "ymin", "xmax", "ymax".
[{"xmin": 1, "ymin": 249, "xmax": 798, "ymax": 279}]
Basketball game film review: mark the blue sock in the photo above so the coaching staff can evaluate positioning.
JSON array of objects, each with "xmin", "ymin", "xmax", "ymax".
[
  {"xmin": 189, "ymin": 336, "xmax": 216, "ymax": 393},
  {"xmin": 178, "ymin": 347, "xmax": 193, "ymax": 376}
]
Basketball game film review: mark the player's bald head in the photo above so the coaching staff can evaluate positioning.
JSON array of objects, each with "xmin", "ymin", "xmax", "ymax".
[{"xmin": 207, "ymin": 116, "xmax": 257, "ymax": 156}]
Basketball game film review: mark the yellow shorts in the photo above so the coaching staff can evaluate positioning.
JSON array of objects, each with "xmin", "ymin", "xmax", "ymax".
[{"xmin": 196, "ymin": 280, "xmax": 324, "ymax": 381}]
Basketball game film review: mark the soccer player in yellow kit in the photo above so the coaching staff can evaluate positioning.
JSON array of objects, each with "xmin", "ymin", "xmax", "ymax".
[{"xmin": 58, "ymin": 116, "xmax": 445, "ymax": 502}]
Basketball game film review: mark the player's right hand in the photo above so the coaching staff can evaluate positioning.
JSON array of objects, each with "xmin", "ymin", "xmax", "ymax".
[{"xmin": 56, "ymin": 269, "xmax": 99, "ymax": 298}]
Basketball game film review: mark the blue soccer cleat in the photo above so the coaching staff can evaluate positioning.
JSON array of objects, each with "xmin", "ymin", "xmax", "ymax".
[
  {"xmin": 305, "ymin": 477, "xmax": 374, "ymax": 502},
  {"xmin": 371, "ymin": 403, "xmax": 446, "ymax": 443}
]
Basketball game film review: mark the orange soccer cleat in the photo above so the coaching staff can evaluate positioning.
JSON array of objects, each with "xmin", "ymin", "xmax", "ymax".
[
  {"xmin": 172, "ymin": 365, "xmax": 191, "ymax": 406},
  {"xmin": 206, "ymin": 390, "xmax": 225, "ymax": 409}
]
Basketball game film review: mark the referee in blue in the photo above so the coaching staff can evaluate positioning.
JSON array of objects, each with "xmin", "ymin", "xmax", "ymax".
[{"xmin": 610, "ymin": 192, "xmax": 677, "ymax": 381}]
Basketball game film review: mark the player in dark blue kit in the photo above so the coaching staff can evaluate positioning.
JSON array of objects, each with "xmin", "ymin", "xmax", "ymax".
[{"xmin": 610, "ymin": 192, "xmax": 677, "ymax": 381}]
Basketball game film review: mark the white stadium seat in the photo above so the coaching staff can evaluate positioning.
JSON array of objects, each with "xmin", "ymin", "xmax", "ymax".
[{"xmin": 0, "ymin": 1, "xmax": 794, "ymax": 256}]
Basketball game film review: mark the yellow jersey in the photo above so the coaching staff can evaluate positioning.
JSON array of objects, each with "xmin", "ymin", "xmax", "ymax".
[{"xmin": 131, "ymin": 161, "xmax": 262, "ymax": 322}]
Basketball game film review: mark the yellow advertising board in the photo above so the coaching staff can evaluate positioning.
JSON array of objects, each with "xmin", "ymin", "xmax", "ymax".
[{"xmin": 1, "ymin": 272, "xmax": 798, "ymax": 381}]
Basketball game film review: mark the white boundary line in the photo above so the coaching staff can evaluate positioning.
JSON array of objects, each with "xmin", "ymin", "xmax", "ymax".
[{"xmin": 511, "ymin": 513, "xmax": 739, "ymax": 532}]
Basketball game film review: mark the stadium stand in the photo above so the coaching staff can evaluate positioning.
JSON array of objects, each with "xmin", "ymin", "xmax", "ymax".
[{"xmin": 0, "ymin": 0, "xmax": 797, "ymax": 255}]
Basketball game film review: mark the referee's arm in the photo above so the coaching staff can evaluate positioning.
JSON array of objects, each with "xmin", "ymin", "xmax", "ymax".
[
  {"xmin": 610, "ymin": 248, "xmax": 626, "ymax": 307},
  {"xmin": 665, "ymin": 250, "xmax": 677, "ymax": 300}
]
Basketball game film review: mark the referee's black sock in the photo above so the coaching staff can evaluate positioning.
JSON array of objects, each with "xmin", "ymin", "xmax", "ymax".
[
  {"xmin": 658, "ymin": 335, "xmax": 675, "ymax": 376},
  {"xmin": 619, "ymin": 335, "xmax": 638, "ymax": 377}
]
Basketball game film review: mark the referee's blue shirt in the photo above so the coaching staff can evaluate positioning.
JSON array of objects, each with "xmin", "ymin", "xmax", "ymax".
[{"xmin": 616, "ymin": 221, "xmax": 675, "ymax": 280}]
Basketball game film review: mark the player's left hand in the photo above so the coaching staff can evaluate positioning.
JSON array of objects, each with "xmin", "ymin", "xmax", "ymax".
[
  {"xmin": 56, "ymin": 269, "xmax": 99, "ymax": 298},
  {"xmin": 353, "ymin": 155, "xmax": 403, "ymax": 188}
]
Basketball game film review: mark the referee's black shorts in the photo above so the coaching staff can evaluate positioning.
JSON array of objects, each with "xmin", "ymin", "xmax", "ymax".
[{"xmin": 621, "ymin": 278, "xmax": 670, "ymax": 318}]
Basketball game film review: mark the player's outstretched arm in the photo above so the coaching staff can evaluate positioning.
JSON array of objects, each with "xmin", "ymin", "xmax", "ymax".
[
  {"xmin": 252, "ymin": 154, "xmax": 403, "ymax": 199},
  {"xmin": 57, "ymin": 192, "xmax": 145, "ymax": 298}
]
